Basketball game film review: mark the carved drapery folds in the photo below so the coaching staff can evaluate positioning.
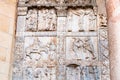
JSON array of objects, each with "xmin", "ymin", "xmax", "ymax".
[
  {"xmin": 38, "ymin": 9, "xmax": 57, "ymax": 31},
  {"xmin": 13, "ymin": 0, "xmax": 110, "ymax": 80},
  {"xmin": 25, "ymin": 9, "xmax": 57, "ymax": 31},
  {"xmin": 67, "ymin": 8, "xmax": 97, "ymax": 32},
  {"xmin": 26, "ymin": 9, "xmax": 38, "ymax": 31}
]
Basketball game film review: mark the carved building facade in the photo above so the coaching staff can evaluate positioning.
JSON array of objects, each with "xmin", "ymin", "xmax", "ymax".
[{"xmin": 12, "ymin": 0, "xmax": 110, "ymax": 80}]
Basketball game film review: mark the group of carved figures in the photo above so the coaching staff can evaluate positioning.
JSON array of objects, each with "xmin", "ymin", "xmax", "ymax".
[
  {"xmin": 67, "ymin": 9, "xmax": 97, "ymax": 32},
  {"xmin": 26, "ymin": 9, "xmax": 57, "ymax": 31},
  {"xmin": 25, "ymin": 0, "xmax": 95, "ymax": 4},
  {"xmin": 26, "ymin": 8, "xmax": 97, "ymax": 32},
  {"xmin": 66, "ymin": 65, "xmax": 100, "ymax": 80}
]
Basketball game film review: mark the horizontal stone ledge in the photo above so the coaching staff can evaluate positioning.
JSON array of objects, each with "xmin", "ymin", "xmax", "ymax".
[
  {"xmin": 18, "ymin": 3, "xmax": 96, "ymax": 7},
  {"xmin": 65, "ymin": 59, "xmax": 105, "ymax": 67},
  {"xmin": 16, "ymin": 32, "xmax": 97, "ymax": 37}
]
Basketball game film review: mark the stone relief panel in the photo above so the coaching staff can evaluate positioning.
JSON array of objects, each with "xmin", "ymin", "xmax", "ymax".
[
  {"xmin": 26, "ymin": 9, "xmax": 38, "ymax": 31},
  {"xmin": 67, "ymin": 8, "xmax": 97, "ymax": 32},
  {"xmin": 23, "ymin": 37, "xmax": 57, "ymax": 80},
  {"xmin": 38, "ymin": 9, "xmax": 57, "ymax": 31},
  {"xmin": 99, "ymin": 28, "xmax": 110, "ymax": 80},
  {"xmin": 66, "ymin": 37, "xmax": 98, "ymax": 60},
  {"xmin": 99, "ymin": 14, "xmax": 107, "ymax": 27},
  {"xmin": 66, "ymin": 65, "xmax": 100, "ymax": 80},
  {"xmin": 25, "ymin": 9, "xmax": 57, "ymax": 32}
]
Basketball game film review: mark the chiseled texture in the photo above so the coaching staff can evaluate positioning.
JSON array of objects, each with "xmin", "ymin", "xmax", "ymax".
[{"xmin": 106, "ymin": 0, "xmax": 120, "ymax": 80}]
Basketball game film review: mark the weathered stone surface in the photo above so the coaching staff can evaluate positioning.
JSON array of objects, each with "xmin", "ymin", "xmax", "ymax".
[
  {"xmin": 67, "ymin": 8, "xmax": 97, "ymax": 32},
  {"xmin": 13, "ymin": 0, "xmax": 110, "ymax": 80}
]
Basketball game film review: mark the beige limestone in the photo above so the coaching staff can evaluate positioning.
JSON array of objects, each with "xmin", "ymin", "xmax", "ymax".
[{"xmin": 0, "ymin": 0, "xmax": 17, "ymax": 80}]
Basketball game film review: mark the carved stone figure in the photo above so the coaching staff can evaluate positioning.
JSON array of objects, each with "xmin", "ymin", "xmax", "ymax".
[
  {"xmin": 99, "ymin": 14, "xmax": 107, "ymax": 27},
  {"xmin": 66, "ymin": 37, "xmax": 97, "ymax": 60},
  {"xmin": 66, "ymin": 65, "xmax": 100, "ymax": 80},
  {"xmin": 67, "ymin": 9, "xmax": 96, "ymax": 32},
  {"xmin": 26, "ymin": 9, "xmax": 37, "ymax": 31},
  {"xmin": 89, "ymin": 9, "xmax": 96, "ymax": 31},
  {"xmin": 14, "ymin": 0, "xmax": 110, "ymax": 79},
  {"xmin": 73, "ymin": 38, "xmax": 95, "ymax": 59},
  {"xmin": 38, "ymin": 9, "xmax": 57, "ymax": 31}
]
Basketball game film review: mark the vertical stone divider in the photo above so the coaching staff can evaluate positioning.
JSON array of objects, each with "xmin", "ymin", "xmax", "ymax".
[
  {"xmin": 98, "ymin": 14, "xmax": 110, "ymax": 80},
  {"xmin": 56, "ymin": 6, "xmax": 67, "ymax": 80},
  {"xmin": 12, "ymin": 6, "xmax": 27, "ymax": 79}
]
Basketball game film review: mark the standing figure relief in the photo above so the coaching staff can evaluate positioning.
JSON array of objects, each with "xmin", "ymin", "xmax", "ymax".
[
  {"xmin": 26, "ymin": 9, "xmax": 57, "ymax": 32},
  {"xmin": 67, "ymin": 9, "xmax": 96, "ymax": 32},
  {"xmin": 26, "ymin": 9, "xmax": 37, "ymax": 31},
  {"xmin": 38, "ymin": 9, "xmax": 57, "ymax": 31}
]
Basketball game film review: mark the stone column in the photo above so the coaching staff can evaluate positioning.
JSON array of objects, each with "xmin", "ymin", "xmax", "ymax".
[{"xmin": 106, "ymin": 0, "xmax": 120, "ymax": 80}]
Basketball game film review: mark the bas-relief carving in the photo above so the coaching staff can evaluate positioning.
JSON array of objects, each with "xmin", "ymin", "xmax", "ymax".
[
  {"xmin": 25, "ymin": 9, "xmax": 57, "ymax": 32},
  {"xmin": 66, "ymin": 37, "xmax": 97, "ymax": 60},
  {"xmin": 67, "ymin": 9, "xmax": 97, "ymax": 32},
  {"xmin": 14, "ymin": 0, "xmax": 110, "ymax": 79},
  {"xmin": 99, "ymin": 29, "xmax": 110, "ymax": 80},
  {"xmin": 66, "ymin": 65, "xmax": 100, "ymax": 80},
  {"xmin": 22, "ymin": 37, "xmax": 57, "ymax": 80},
  {"xmin": 38, "ymin": 9, "xmax": 57, "ymax": 31},
  {"xmin": 99, "ymin": 14, "xmax": 107, "ymax": 27},
  {"xmin": 26, "ymin": 9, "xmax": 37, "ymax": 31}
]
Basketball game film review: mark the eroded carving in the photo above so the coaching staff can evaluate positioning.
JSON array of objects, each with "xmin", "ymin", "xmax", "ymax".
[
  {"xmin": 99, "ymin": 29, "xmax": 110, "ymax": 80},
  {"xmin": 26, "ymin": 9, "xmax": 37, "ymax": 31},
  {"xmin": 66, "ymin": 37, "xmax": 97, "ymax": 60},
  {"xmin": 38, "ymin": 9, "xmax": 57, "ymax": 31},
  {"xmin": 99, "ymin": 14, "xmax": 107, "ymax": 27},
  {"xmin": 23, "ymin": 37, "xmax": 57, "ymax": 79},
  {"xmin": 66, "ymin": 65, "xmax": 100, "ymax": 80},
  {"xmin": 67, "ymin": 8, "xmax": 97, "ymax": 32}
]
